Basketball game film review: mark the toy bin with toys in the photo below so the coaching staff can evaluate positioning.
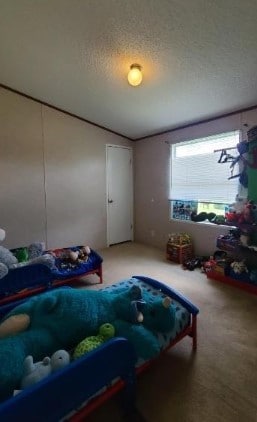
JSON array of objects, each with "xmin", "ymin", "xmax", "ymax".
[{"xmin": 166, "ymin": 233, "xmax": 193, "ymax": 264}]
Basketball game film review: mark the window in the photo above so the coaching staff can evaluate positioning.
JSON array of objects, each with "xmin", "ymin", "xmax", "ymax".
[{"xmin": 170, "ymin": 131, "xmax": 241, "ymax": 221}]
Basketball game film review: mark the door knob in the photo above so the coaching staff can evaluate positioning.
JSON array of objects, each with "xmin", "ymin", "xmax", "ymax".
[{"xmin": 108, "ymin": 199, "xmax": 114, "ymax": 203}]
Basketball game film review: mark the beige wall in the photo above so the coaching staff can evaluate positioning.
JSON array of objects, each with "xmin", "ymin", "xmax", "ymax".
[
  {"xmin": 0, "ymin": 88, "xmax": 132, "ymax": 249},
  {"xmin": 135, "ymin": 110, "xmax": 257, "ymax": 255},
  {"xmin": 2, "ymin": 85, "xmax": 257, "ymax": 255}
]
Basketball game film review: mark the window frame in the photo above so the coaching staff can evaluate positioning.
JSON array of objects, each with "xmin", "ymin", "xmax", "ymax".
[{"xmin": 169, "ymin": 130, "xmax": 242, "ymax": 222}]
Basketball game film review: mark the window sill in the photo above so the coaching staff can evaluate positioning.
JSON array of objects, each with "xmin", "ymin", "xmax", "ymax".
[{"xmin": 170, "ymin": 219, "xmax": 235, "ymax": 230}]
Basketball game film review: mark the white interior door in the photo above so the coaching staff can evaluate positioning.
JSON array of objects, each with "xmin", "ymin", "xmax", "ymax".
[{"xmin": 106, "ymin": 145, "xmax": 133, "ymax": 246}]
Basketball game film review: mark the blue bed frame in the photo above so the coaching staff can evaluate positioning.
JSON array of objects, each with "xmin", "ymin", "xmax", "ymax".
[
  {"xmin": 0, "ymin": 276, "xmax": 199, "ymax": 421},
  {"xmin": 0, "ymin": 248, "xmax": 103, "ymax": 306}
]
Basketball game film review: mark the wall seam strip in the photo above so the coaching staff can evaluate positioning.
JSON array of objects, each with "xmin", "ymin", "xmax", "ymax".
[{"xmin": 40, "ymin": 105, "xmax": 48, "ymax": 248}]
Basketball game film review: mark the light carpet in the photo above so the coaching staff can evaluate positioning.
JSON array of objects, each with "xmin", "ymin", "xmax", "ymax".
[{"xmin": 80, "ymin": 242, "xmax": 257, "ymax": 422}]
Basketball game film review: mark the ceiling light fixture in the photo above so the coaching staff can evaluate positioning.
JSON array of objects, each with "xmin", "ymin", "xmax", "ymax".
[{"xmin": 127, "ymin": 64, "xmax": 143, "ymax": 87}]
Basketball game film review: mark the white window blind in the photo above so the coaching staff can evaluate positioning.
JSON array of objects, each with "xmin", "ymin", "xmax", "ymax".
[{"xmin": 170, "ymin": 131, "xmax": 240, "ymax": 203}]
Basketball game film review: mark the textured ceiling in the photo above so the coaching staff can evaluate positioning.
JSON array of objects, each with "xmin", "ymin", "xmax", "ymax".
[{"xmin": 1, "ymin": 0, "xmax": 257, "ymax": 139}]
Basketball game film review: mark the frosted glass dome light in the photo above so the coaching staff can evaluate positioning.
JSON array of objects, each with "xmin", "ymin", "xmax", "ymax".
[{"xmin": 127, "ymin": 64, "xmax": 143, "ymax": 87}]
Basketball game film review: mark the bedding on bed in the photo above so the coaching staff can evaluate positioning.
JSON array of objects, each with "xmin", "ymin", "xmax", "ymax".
[
  {"xmin": 103, "ymin": 277, "xmax": 191, "ymax": 364},
  {"xmin": 0, "ymin": 247, "xmax": 103, "ymax": 303},
  {"xmin": 45, "ymin": 246, "xmax": 103, "ymax": 279},
  {"xmin": 0, "ymin": 276, "xmax": 198, "ymax": 422},
  {"xmin": 61, "ymin": 277, "xmax": 191, "ymax": 420}
]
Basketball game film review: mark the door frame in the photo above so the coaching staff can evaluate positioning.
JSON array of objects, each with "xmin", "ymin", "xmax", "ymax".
[{"xmin": 106, "ymin": 144, "xmax": 134, "ymax": 247}]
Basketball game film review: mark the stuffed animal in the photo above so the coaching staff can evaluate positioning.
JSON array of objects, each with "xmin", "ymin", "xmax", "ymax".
[
  {"xmin": 230, "ymin": 260, "xmax": 248, "ymax": 274},
  {"xmin": 55, "ymin": 246, "xmax": 91, "ymax": 270},
  {"xmin": 237, "ymin": 200, "xmax": 256, "ymax": 225},
  {"xmin": 9, "ymin": 243, "xmax": 46, "ymax": 264},
  {"xmin": 13, "ymin": 247, "xmax": 29, "ymax": 263},
  {"xmin": 0, "ymin": 246, "xmax": 18, "ymax": 279},
  {"xmin": 73, "ymin": 323, "xmax": 115, "ymax": 359},
  {"xmin": 225, "ymin": 210, "xmax": 238, "ymax": 223},
  {"xmin": 0, "ymin": 228, "xmax": 15, "ymax": 279},
  {"xmin": 28, "ymin": 242, "xmax": 46, "ymax": 260},
  {"xmin": 0, "ymin": 284, "xmax": 175, "ymax": 400},
  {"xmin": 230, "ymin": 260, "xmax": 249, "ymax": 281},
  {"xmin": 77, "ymin": 245, "xmax": 91, "ymax": 262},
  {"xmin": 0, "ymin": 229, "xmax": 55, "ymax": 280},
  {"xmin": 0, "ymin": 229, "xmax": 5, "ymax": 242},
  {"xmin": 67, "ymin": 246, "xmax": 91, "ymax": 265},
  {"xmin": 227, "ymin": 199, "xmax": 257, "ymax": 225},
  {"xmin": 21, "ymin": 349, "xmax": 70, "ymax": 389},
  {"xmin": 0, "ymin": 247, "xmax": 56, "ymax": 279}
]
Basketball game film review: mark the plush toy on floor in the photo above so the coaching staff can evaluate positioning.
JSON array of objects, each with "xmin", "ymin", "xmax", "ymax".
[
  {"xmin": 73, "ymin": 323, "xmax": 115, "ymax": 359},
  {"xmin": 0, "ymin": 283, "xmax": 176, "ymax": 400}
]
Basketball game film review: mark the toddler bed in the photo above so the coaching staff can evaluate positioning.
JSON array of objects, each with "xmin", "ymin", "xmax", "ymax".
[
  {"xmin": 0, "ymin": 275, "xmax": 199, "ymax": 421},
  {"xmin": 0, "ymin": 246, "xmax": 103, "ymax": 305},
  {"xmin": 46, "ymin": 246, "xmax": 103, "ymax": 284}
]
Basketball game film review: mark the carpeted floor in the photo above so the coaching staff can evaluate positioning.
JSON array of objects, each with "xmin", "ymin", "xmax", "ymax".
[{"xmin": 81, "ymin": 242, "xmax": 257, "ymax": 422}]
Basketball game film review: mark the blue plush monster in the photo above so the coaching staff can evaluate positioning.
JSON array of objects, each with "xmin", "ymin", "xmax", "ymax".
[{"xmin": 0, "ymin": 284, "xmax": 175, "ymax": 400}]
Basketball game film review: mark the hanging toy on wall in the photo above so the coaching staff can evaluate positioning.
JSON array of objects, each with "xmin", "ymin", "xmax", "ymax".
[{"xmin": 228, "ymin": 141, "xmax": 249, "ymax": 188}]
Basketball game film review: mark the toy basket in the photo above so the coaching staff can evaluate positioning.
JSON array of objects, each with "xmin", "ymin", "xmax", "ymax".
[
  {"xmin": 166, "ymin": 233, "xmax": 193, "ymax": 264},
  {"xmin": 168, "ymin": 233, "xmax": 192, "ymax": 246}
]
